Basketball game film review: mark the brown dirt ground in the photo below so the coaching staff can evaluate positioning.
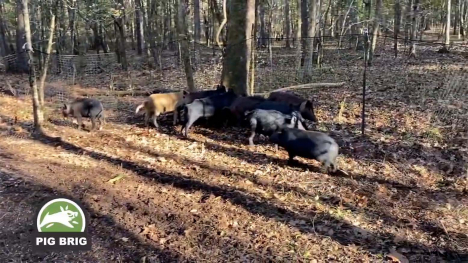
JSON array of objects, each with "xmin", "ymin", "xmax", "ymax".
[{"xmin": 0, "ymin": 43, "xmax": 468, "ymax": 262}]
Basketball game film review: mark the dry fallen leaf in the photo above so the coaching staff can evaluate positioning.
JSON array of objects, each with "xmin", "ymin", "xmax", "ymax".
[{"xmin": 387, "ymin": 248, "xmax": 409, "ymax": 263}]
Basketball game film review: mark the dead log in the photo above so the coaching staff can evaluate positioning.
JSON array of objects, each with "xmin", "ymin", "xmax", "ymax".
[{"xmin": 255, "ymin": 82, "xmax": 346, "ymax": 96}]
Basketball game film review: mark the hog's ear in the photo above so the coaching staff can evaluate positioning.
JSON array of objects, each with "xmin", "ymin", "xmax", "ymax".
[{"xmin": 306, "ymin": 100, "xmax": 313, "ymax": 108}]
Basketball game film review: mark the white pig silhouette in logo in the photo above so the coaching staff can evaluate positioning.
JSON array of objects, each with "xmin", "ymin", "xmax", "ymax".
[{"xmin": 39, "ymin": 205, "xmax": 79, "ymax": 229}]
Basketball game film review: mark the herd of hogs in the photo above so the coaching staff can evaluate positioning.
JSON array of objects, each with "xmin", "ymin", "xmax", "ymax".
[{"xmin": 62, "ymin": 85, "xmax": 339, "ymax": 173}]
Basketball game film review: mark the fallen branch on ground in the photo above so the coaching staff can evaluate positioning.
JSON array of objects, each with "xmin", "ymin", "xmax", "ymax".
[{"xmin": 255, "ymin": 82, "xmax": 346, "ymax": 96}]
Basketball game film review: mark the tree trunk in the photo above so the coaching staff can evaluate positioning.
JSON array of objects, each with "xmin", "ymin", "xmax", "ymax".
[
  {"xmin": 305, "ymin": 0, "xmax": 317, "ymax": 75},
  {"xmin": 0, "ymin": 2, "xmax": 10, "ymax": 57},
  {"xmin": 394, "ymin": 0, "xmax": 401, "ymax": 57},
  {"xmin": 135, "ymin": 0, "xmax": 145, "ymax": 55},
  {"xmin": 194, "ymin": 0, "xmax": 201, "ymax": 43},
  {"xmin": 113, "ymin": 8, "xmax": 129, "ymax": 70},
  {"xmin": 60, "ymin": 0, "xmax": 70, "ymax": 53},
  {"xmin": 69, "ymin": 0, "xmax": 77, "ymax": 54},
  {"xmin": 15, "ymin": 0, "xmax": 28, "ymax": 73},
  {"xmin": 445, "ymin": 0, "xmax": 451, "ymax": 47},
  {"xmin": 301, "ymin": 0, "xmax": 309, "ymax": 65},
  {"xmin": 295, "ymin": 0, "xmax": 302, "ymax": 70},
  {"xmin": 21, "ymin": 0, "xmax": 43, "ymax": 131},
  {"xmin": 284, "ymin": 0, "xmax": 291, "ymax": 47},
  {"xmin": 369, "ymin": 0, "xmax": 382, "ymax": 64},
  {"xmin": 405, "ymin": 0, "xmax": 413, "ymax": 44},
  {"xmin": 221, "ymin": 0, "xmax": 256, "ymax": 95},
  {"xmin": 39, "ymin": 15, "xmax": 56, "ymax": 108},
  {"xmin": 409, "ymin": 0, "xmax": 419, "ymax": 57},
  {"xmin": 178, "ymin": 0, "xmax": 195, "ymax": 91},
  {"xmin": 461, "ymin": 0, "xmax": 465, "ymax": 38},
  {"xmin": 259, "ymin": 2, "xmax": 267, "ymax": 47}
]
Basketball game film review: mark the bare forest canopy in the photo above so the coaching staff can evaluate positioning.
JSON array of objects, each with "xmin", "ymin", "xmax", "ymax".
[{"xmin": 1, "ymin": 0, "xmax": 467, "ymax": 71}]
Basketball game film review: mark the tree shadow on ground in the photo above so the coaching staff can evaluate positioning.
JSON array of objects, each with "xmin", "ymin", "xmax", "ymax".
[
  {"xmin": 0, "ymin": 168, "xmax": 184, "ymax": 262},
  {"xmin": 28, "ymin": 132, "xmax": 468, "ymax": 261}
]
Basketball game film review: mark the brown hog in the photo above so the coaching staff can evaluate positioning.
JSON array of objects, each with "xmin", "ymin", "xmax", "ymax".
[
  {"xmin": 268, "ymin": 91, "xmax": 318, "ymax": 122},
  {"xmin": 228, "ymin": 96, "xmax": 266, "ymax": 124},
  {"xmin": 135, "ymin": 91, "xmax": 187, "ymax": 128}
]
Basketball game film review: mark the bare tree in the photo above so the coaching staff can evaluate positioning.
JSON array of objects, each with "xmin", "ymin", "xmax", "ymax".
[
  {"xmin": 284, "ymin": 0, "xmax": 292, "ymax": 47},
  {"xmin": 39, "ymin": 14, "xmax": 56, "ymax": 108},
  {"xmin": 194, "ymin": 0, "xmax": 201, "ymax": 43},
  {"xmin": 221, "ymin": 0, "xmax": 256, "ymax": 95},
  {"xmin": 369, "ymin": 0, "xmax": 382, "ymax": 64},
  {"xmin": 295, "ymin": 0, "xmax": 302, "ymax": 70},
  {"xmin": 0, "ymin": 1, "xmax": 11, "ymax": 57},
  {"xmin": 15, "ymin": 0, "xmax": 28, "ymax": 73},
  {"xmin": 409, "ymin": 0, "xmax": 419, "ymax": 57},
  {"xmin": 178, "ymin": 0, "xmax": 195, "ymax": 91},
  {"xmin": 21, "ymin": 0, "xmax": 43, "ymax": 131},
  {"xmin": 135, "ymin": 0, "xmax": 145, "ymax": 55},
  {"xmin": 443, "ymin": 0, "xmax": 452, "ymax": 51},
  {"xmin": 394, "ymin": 0, "xmax": 401, "ymax": 57},
  {"xmin": 304, "ymin": 0, "xmax": 317, "ymax": 75}
]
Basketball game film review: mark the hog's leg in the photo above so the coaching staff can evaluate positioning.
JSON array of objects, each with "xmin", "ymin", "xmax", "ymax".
[
  {"xmin": 76, "ymin": 114, "xmax": 84, "ymax": 130},
  {"xmin": 173, "ymin": 110, "xmax": 178, "ymax": 125},
  {"xmin": 248, "ymin": 118, "xmax": 257, "ymax": 146},
  {"xmin": 184, "ymin": 117, "xmax": 198, "ymax": 138},
  {"xmin": 287, "ymin": 152, "xmax": 297, "ymax": 165},
  {"xmin": 248, "ymin": 131, "xmax": 256, "ymax": 146},
  {"xmin": 152, "ymin": 112, "xmax": 160, "ymax": 129},
  {"xmin": 144, "ymin": 113, "xmax": 150, "ymax": 127},
  {"xmin": 90, "ymin": 116, "xmax": 97, "ymax": 131},
  {"xmin": 97, "ymin": 116, "xmax": 103, "ymax": 130}
]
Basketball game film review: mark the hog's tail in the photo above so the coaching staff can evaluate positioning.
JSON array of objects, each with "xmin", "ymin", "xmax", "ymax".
[{"xmin": 135, "ymin": 103, "xmax": 145, "ymax": 114}]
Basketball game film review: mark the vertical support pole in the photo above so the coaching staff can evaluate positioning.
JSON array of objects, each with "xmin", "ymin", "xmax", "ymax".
[{"xmin": 362, "ymin": 29, "xmax": 369, "ymax": 135}]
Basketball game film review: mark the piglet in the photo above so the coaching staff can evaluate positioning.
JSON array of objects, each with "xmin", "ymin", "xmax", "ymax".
[{"xmin": 62, "ymin": 98, "xmax": 105, "ymax": 131}]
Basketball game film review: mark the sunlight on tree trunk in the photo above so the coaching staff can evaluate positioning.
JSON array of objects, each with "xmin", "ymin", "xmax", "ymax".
[
  {"xmin": 445, "ymin": 0, "xmax": 452, "ymax": 48},
  {"xmin": 221, "ymin": 0, "xmax": 255, "ymax": 95}
]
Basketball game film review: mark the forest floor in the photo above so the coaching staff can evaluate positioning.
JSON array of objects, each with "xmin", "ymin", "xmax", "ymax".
[{"xmin": 0, "ymin": 42, "xmax": 468, "ymax": 262}]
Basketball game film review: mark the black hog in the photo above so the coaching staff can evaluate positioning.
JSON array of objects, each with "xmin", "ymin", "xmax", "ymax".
[
  {"xmin": 267, "ymin": 92, "xmax": 318, "ymax": 122},
  {"xmin": 173, "ymin": 84, "xmax": 227, "ymax": 125},
  {"xmin": 62, "ymin": 98, "xmax": 105, "ymax": 131},
  {"xmin": 269, "ymin": 128, "xmax": 339, "ymax": 173},
  {"xmin": 182, "ymin": 91, "xmax": 238, "ymax": 137},
  {"xmin": 228, "ymin": 96, "xmax": 266, "ymax": 125},
  {"xmin": 245, "ymin": 109, "xmax": 305, "ymax": 146}
]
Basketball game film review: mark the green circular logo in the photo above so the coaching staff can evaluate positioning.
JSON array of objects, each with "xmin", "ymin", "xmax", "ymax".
[{"xmin": 37, "ymin": 198, "xmax": 86, "ymax": 232}]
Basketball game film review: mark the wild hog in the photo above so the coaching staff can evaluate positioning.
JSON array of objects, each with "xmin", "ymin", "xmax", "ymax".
[
  {"xmin": 228, "ymin": 96, "xmax": 266, "ymax": 125},
  {"xmin": 173, "ymin": 85, "xmax": 227, "ymax": 125},
  {"xmin": 245, "ymin": 109, "xmax": 305, "ymax": 146},
  {"xmin": 135, "ymin": 91, "xmax": 187, "ymax": 128},
  {"xmin": 62, "ymin": 98, "xmax": 105, "ymax": 131},
  {"xmin": 267, "ymin": 91, "xmax": 318, "ymax": 122},
  {"xmin": 269, "ymin": 127, "xmax": 339, "ymax": 173},
  {"xmin": 254, "ymin": 101, "xmax": 311, "ymax": 128},
  {"xmin": 182, "ymin": 91, "xmax": 238, "ymax": 137}
]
